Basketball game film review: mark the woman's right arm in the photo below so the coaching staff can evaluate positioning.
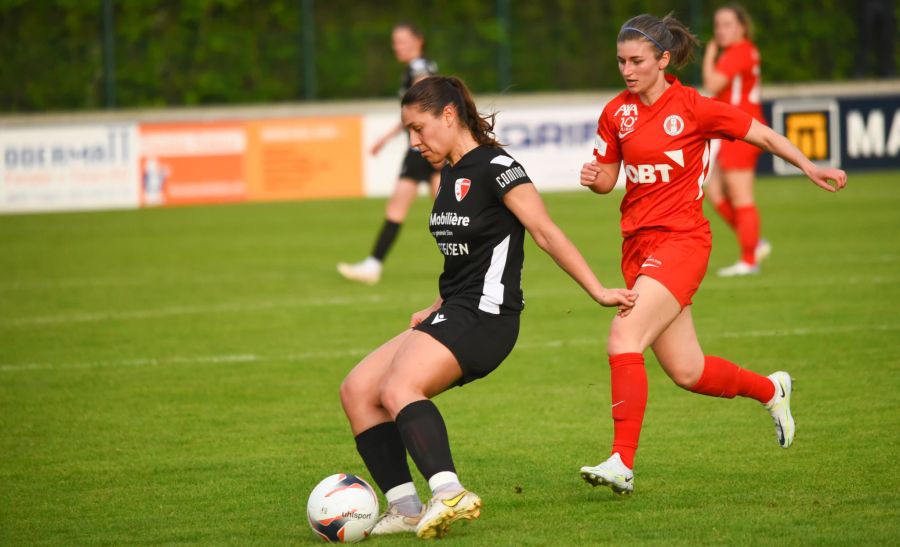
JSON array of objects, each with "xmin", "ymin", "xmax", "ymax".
[
  {"xmin": 371, "ymin": 121, "xmax": 405, "ymax": 155},
  {"xmin": 580, "ymin": 160, "xmax": 620, "ymax": 194},
  {"xmin": 702, "ymin": 41, "xmax": 729, "ymax": 95}
]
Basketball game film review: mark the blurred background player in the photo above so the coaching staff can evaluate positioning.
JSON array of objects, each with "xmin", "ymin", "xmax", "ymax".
[
  {"xmin": 702, "ymin": 4, "xmax": 771, "ymax": 276},
  {"xmin": 579, "ymin": 13, "xmax": 847, "ymax": 495},
  {"xmin": 341, "ymin": 76, "xmax": 635, "ymax": 538},
  {"xmin": 338, "ymin": 22, "xmax": 441, "ymax": 285}
]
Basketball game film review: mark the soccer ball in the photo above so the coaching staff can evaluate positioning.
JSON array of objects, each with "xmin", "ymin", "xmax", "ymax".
[{"xmin": 307, "ymin": 473, "xmax": 379, "ymax": 543}]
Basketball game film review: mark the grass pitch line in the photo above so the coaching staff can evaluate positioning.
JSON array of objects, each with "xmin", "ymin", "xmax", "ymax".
[
  {"xmin": 0, "ymin": 294, "xmax": 396, "ymax": 328},
  {"xmin": 2, "ymin": 324, "xmax": 895, "ymax": 373}
]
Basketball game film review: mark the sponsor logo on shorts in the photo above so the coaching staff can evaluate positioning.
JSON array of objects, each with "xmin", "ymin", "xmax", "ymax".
[
  {"xmin": 431, "ymin": 313, "xmax": 447, "ymax": 325},
  {"xmin": 641, "ymin": 256, "xmax": 662, "ymax": 269}
]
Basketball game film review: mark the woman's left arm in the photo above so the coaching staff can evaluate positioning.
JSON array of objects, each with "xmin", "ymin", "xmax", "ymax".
[
  {"xmin": 502, "ymin": 183, "xmax": 637, "ymax": 314},
  {"xmin": 742, "ymin": 119, "xmax": 847, "ymax": 192}
]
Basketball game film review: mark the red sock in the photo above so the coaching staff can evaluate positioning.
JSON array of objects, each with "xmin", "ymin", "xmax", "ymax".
[
  {"xmin": 713, "ymin": 200, "xmax": 737, "ymax": 228},
  {"xmin": 608, "ymin": 353, "xmax": 647, "ymax": 469},
  {"xmin": 690, "ymin": 356, "xmax": 775, "ymax": 403},
  {"xmin": 734, "ymin": 205, "xmax": 760, "ymax": 265}
]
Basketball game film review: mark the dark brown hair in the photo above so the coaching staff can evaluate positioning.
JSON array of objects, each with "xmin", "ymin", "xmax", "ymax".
[
  {"xmin": 718, "ymin": 3, "xmax": 754, "ymax": 40},
  {"xmin": 401, "ymin": 76, "xmax": 502, "ymax": 147},
  {"xmin": 617, "ymin": 12, "xmax": 701, "ymax": 68}
]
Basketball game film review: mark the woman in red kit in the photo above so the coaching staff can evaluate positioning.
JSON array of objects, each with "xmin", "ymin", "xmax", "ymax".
[
  {"xmin": 578, "ymin": 13, "xmax": 846, "ymax": 495},
  {"xmin": 702, "ymin": 4, "xmax": 770, "ymax": 276}
]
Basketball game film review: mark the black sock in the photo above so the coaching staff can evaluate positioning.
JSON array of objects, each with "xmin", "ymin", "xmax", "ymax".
[
  {"xmin": 354, "ymin": 422, "xmax": 413, "ymax": 494},
  {"xmin": 395, "ymin": 400, "xmax": 456, "ymax": 480},
  {"xmin": 371, "ymin": 220, "xmax": 401, "ymax": 262}
]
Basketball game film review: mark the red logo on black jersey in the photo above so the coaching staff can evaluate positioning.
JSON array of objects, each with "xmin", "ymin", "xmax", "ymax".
[{"xmin": 455, "ymin": 178, "xmax": 471, "ymax": 201}]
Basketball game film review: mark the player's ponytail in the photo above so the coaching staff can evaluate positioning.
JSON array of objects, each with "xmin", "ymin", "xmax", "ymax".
[
  {"xmin": 618, "ymin": 12, "xmax": 700, "ymax": 69},
  {"xmin": 402, "ymin": 76, "xmax": 502, "ymax": 148}
]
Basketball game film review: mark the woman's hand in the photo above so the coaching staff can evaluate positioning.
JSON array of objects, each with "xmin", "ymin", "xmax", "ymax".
[
  {"xmin": 704, "ymin": 39, "xmax": 718, "ymax": 61},
  {"xmin": 410, "ymin": 298, "xmax": 443, "ymax": 328},
  {"xmin": 580, "ymin": 160, "xmax": 603, "ymax": 187},
  {"xmin": 805, "ymin": 166, "xmax": 847, "ymax": 193},
  {"xmin": 594, "ymin": 288, "xmax": 639, "ymax": 317}
]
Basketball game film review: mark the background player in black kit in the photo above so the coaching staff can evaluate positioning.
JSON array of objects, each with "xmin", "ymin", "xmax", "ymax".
[
  {"xmin": 338, "ymin": 22, "xmax": 441, "ymax": 285},
  {"xmin": 340, "ymin": 76, "xmax": 638, "ymax": 539}
]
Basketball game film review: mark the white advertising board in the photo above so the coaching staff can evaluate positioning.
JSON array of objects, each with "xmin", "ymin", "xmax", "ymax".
[{"xmin": 0, "ymin": 124, "xmax": 140, "ymax": 213}]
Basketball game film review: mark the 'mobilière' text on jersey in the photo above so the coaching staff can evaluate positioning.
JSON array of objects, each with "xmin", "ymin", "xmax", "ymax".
[{"xmin": 429, "ymin": 145, "xmax": 530, "ymax": 315}]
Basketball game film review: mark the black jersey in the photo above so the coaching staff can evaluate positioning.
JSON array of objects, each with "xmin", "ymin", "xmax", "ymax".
[
  {"xmin": 428, "ymin": 145, "xmax": 531, "ymax": 315},
  {"xmin": 399, "ymin": 57, "xmax": 438, "ymax": 97}
]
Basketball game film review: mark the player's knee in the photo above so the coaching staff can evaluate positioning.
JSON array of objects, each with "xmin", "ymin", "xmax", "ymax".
[
  {"xmin": 606, "ymin": 327, "xmax": 641, "ymax": 356},
  {"xmin": 340, "ymin": 374, "xmax": 372, "ymax": 413},
  {"xmin": 669, "ymin": 365, "xmax": 702, "ymax": 389},
  {"xmin": 378, "ymin": 379, "xmax": 406, "ymax": 416}
]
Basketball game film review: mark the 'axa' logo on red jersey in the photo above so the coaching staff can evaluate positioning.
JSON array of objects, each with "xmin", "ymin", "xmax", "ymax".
[
  {"xmin": 614, "ymin": 103, "xmax": 639, "ymax": 138},
  {"xmin": 455, "ymin": 178, "xmax": 471, "ymax": 201}
]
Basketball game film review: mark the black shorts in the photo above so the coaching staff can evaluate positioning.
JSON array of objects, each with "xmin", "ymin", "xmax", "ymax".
[
  {"xmin": 399, "ymin": 148, "xmax": 439, "ymax": 183},
  {"xmin": 414, "ymin": 301, "xmax": 520, "ymax": 386}
]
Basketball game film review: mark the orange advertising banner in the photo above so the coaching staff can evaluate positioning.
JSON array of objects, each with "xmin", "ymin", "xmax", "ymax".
[
  {"xmin": 139, "ymin": 122, "xmax": 247, "ymax": 206},
  {"xmin": 244, "ymin": 116, "xmax": 363, "ymax": 201}
]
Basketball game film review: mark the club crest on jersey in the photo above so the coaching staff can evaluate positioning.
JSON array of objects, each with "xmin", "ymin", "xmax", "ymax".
[
  {"xmin": 663, "ymin": 115, "xmax": 684, "ymax": 136},
  {"xmin": 454, "ymin": 178, "xmax": 471, "ymax": 201}
]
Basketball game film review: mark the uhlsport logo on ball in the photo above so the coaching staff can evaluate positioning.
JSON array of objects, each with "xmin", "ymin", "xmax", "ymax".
[{"xmin": 307, "ymin": 474, "xmax": 379, "ymax": 543}]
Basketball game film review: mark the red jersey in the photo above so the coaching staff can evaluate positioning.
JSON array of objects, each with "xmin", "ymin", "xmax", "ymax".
[
  {"xmin": 714, "ymin": 39, "xmax": 764, "ymax": 121},
  {"xmin": 593, "ymin": 75, "xmax": 753, "ymax": 237}
]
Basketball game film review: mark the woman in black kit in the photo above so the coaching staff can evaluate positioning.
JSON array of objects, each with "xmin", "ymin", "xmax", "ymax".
[
  {"xmin": 338, "ymin": 22, "xmax": 441, "ymax": 285},
  {"xmin": 340, "ymin": 75, "xmax": 638, "ymax": 539}
]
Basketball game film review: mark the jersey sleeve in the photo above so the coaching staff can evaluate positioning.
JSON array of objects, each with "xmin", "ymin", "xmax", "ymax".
[
  {"xmin": 694, "ymin": 94, "xmax": 753, "ymax": 141},
  {"xmin": 714, "ymin": 47, "xmax": 747, "ymax": 79},
  {"xmin": 487, "ymin": 153, "xmax": 532, "ymax": 199},
  {"xmin": 593, "ymin": 105, "xmax": 621, "ymax": 163}
]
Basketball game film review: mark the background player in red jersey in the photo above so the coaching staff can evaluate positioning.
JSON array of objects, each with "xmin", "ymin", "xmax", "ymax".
[
  {"xmin": 578, "ymin": 12, "xmax": 846, "ymax": 495},
  {"xmin": 342, "ymin": 76, "xmax": 636, "ymax": 537},
  {"xmin": 703, "ymin": 4, "xmax": 771, "ymax": 276},
  {"xmin": 338, "ymin": 22, "xmax": 441, "ymax": 285}
]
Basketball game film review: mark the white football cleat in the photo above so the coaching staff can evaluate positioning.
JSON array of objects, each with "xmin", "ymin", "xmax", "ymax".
[
  {"xmin": 717, "ymin": 260, "xmax": 760, "ymax": 277},
  {"xmin": 580, "ymin": 452, "xmax": 634, "ymax": 495},
  {"xmin": 415, "ymin": 489, "xmax": 482, "ymax": 539},
  {"xmin": 370, "ymin": 504, "xmax": 420, "ymax": 535},
  {"xmin": 337, "ymin": 257, "xmax": 382, "ymax": 285},
  {"xmin": 765, "ymin": 371, "xmax": 795, "ymax": 448},
  {"xmin": 755, "ymin": 238, "xmax": 772, "ymax": 262}
]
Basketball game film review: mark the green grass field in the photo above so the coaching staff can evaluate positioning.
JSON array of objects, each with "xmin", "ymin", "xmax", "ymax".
[{"xmin": 1, "ymin": 171, "xmax": 898, "ymax": 545}]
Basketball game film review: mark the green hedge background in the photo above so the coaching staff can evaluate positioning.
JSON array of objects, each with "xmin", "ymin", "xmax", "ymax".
[{"xmin": 2, "ymin": 0, "xmax": 897, "ymax": 112}]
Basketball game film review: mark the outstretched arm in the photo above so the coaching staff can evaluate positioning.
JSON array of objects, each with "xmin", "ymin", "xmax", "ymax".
[
  {"xmin": 503, "ymin": 183, "xmax": 637, "ymax": 315},
  {"xmin": 742, "ymin": 119, "xmax": 847, "ymax": 192},
  {"xmin": 371, "ymin": 121, "xmax": 404, "ymax": 155}
]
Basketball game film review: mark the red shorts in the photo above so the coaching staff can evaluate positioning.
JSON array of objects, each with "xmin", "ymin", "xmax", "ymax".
[
  {"xmin": 717, "ymin": 138, "xmax": 762, "ymax": 170},
  {"xmin": 621, "ymin": 228, "xmax": 712, "ymax": 307}
]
